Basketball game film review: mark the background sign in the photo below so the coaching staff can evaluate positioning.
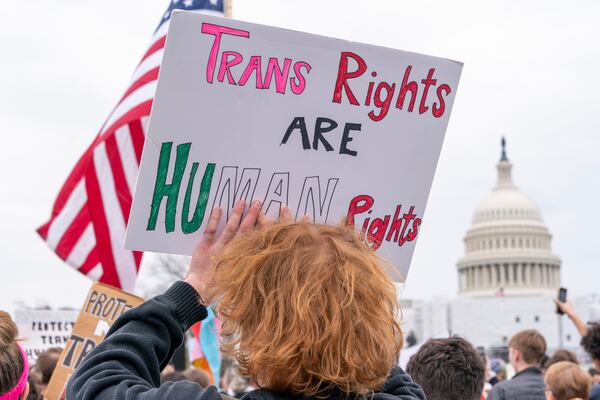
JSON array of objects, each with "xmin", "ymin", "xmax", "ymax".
[
  {"xmin": 126, "ymin": 12, "xmax": 463, "ymax": 280},
  {"xmin": 45, "ymin": 283, "xmax": 143, "ymax": 400},
  {"xmin": 14, "ymin": 309, "xmax": 78, "ymax": 362}
]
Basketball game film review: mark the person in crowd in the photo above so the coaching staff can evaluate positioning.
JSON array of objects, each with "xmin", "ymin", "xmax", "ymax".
[
  {"xmin": 66, "ymin": 201, "xmax": 426, "ymax": 400},
  {"xmin": 219, "ymin": 359, "xmax": 256, "ymax": 398},
  {"xmin": 0, "ymin": 311, "xmax": 30, "ymax": 400},
  {"xmin": 25, "ymin": 372, "xmax": 41, "ymax": 400},
  {"xmin": 496, "ymin": 367, "xmax": 508, "ymax": 382},
  {"xmin": 30, "ymin": 347, "xmax": 61, "ymax": 396},
  {"xmin": 588, "ymin": 369, "xmax": 600, "ymax": 386},
  {"xmin": 544, "ymin": 361, "xmax": 591, "ymax": 400},
  {"xmin": 555, "ymin": 300, "xmax": 600, "ymax": 400},
  {"xmin": 183, "ymin": 367, "xmax": 211, "ymax": 388},
  {"xmin": 542, "ymin": 355, "xmax": 550, "ymax": 369},
  {"xmin": 488, "ymin": 329, "xmax": 547, "ymax": 400},
  {"xmin": 544, "ymin": 350, "xmax": 579, "ymax": 371},
  {"xmin": 218, "ymin": 357, "xmax": 235, "ymax": 393},
  {"xmin": 485, "ymin": 355, "xmax": 503, "ymax": 387},
  {"xmin": 489, "ymin": 358, "xmax": 508, "ymax": 383},
  {"xmin": 406, "ymin": 336, "xmax": 485, "ymax": 400}
]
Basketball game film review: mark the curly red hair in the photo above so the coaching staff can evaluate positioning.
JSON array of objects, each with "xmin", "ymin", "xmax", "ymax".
[{"xmin": 208, "ymin": 223, "xmax": 402, "ymax": 397}]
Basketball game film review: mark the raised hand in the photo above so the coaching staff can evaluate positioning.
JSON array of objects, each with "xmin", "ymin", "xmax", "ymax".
[
  {"xmin": 185, "ymin": 199, "xmax": 262, "ymax": 303},
  {"xmin": 554, "ymin": 299, "xmax": 575, "ymax": 317}
]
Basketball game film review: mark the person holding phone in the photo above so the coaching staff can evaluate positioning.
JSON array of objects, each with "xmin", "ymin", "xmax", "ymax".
[{"xmin": 555, "ymin": 297, "xmax": 600, "ymax": 400}]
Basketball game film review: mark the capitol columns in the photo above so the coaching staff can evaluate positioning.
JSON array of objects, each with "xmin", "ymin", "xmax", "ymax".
[
  {"xmin": 499, "ymin": 263, "xmax": 506, "ymax": 287},
  {"xmin": 507, "ymin": 262, "xmax": 514, "ymax": 285},
  {"xmin": 514, "ymin": 263, "xmax": 521, "ymax": 286}
]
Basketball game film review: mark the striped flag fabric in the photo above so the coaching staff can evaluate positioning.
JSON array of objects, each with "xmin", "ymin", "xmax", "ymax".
[{"xmin": 37, "ymin": 0, "xmax": 227, "ymax": 292}]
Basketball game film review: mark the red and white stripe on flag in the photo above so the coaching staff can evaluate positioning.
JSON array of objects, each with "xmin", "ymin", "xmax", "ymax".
[{"xmin": 37, "ymin": 1, "xmax": 226, "ymax": 291}]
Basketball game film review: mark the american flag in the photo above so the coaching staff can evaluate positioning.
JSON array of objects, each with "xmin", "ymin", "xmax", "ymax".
[{"xmin": 37, "ymin": 0, "xmax": 227, "ymax": 292}]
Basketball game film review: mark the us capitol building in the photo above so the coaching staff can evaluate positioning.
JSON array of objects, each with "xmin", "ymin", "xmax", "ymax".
[
  {"xmin": 400, "ymin": 139, "xmax": 599, "ymax": 356},
  {"xmin": 456, "ymin": 139, "xmax": 561, "ymax": 297}
]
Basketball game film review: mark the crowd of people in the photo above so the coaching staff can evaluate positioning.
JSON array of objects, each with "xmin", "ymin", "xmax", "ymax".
[
  {"xmin": 1, "ymin": 202, "xmax": 599, "ymax": 400},
  {"xmin": 405, "ymin": 322, "xmax": 599, "ymax": 400},
  {"xmin": 0, "ymin": 318, "xmax": 232, "ymax": 400}
]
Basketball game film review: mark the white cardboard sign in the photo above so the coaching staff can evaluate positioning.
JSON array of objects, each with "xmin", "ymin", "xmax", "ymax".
[
  {"xmin": 126, "ymin": 12, "xmax": 463, "ymax": 280},
  {"xmin": 14, "ymin": 309, "xmax": 78, "ymax": 362}
]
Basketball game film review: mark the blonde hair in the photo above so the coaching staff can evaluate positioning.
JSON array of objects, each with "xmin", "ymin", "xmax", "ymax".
[
  {"xmin": 208, "ymin": 223, "xmax": 402, "ymax": 397},
  {"xmin": 0, "ymin": 311, "xmax": 23, "ymax": 395},
  {"xmin": 545, "ymin": 361, "xmax": 592, "ymax": 400}
]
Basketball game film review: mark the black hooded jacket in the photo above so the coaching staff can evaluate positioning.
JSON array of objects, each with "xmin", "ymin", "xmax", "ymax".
[{"xmin": 67, "ymin": 281, "xmax": 425, "ymax": 400}]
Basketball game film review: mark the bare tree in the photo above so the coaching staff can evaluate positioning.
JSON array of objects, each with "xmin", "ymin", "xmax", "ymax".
[{"xmin": 135, "ymin": 253, "xmax": 191, "ymax": 299}]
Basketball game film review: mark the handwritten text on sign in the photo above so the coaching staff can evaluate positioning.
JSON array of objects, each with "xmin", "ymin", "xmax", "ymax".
[
  {"xmin": 14, "ymin": 310, "xmax": 78, "ymax": 362},
  {"xmin": 44, "ymin": 283, "xmax": 143, "ymax": 400},
  {"xmin": 126, "ymin": 12, "xmax": 463, "ymax": 280}
]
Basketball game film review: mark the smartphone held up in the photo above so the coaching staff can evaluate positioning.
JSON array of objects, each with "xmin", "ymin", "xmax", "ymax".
[{"xmin": 556, "ymin": 287, "xmax": 567, "ymax": 315}]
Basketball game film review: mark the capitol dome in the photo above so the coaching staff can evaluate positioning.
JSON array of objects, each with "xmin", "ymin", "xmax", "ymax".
[{"xmin": 457, "ymin": 139, "xmax": 561, "ymax": 296}]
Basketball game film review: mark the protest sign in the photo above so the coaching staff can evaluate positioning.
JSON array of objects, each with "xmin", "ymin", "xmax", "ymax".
[
  {"xmin": 45, "ymin": 283, "xmax": 143, "ymax": 400},
  {"xmin": 126, "ymin": 12, "xmax": 463, "ymax": 280},
  {"xmin": 14, "ymin": 309, "xmax": 78, "ymax": 362}
]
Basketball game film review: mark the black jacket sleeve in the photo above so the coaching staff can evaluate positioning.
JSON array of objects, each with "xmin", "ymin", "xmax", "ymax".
[
  {"xmin": 67, "ymin": 281, "xmax": 220, "ymax": 400},
  {"xmin": 377, "ymin": 366, "xmax": 426, "ymax": 400}
]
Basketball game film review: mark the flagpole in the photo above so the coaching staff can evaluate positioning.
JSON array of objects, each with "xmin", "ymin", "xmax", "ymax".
[{"xmin": 224, "ymin": 0, "xmax": 232, "ymax": 18}]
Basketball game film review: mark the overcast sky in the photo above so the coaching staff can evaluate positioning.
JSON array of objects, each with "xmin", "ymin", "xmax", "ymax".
[{"xmin": 1, "ymin": 0, "xmax": 599, "ymax": 312}]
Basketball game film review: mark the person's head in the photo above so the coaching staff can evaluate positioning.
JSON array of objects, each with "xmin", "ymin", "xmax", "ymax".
[
  {"xmin": 25, "ymin": 371, "xmax": 42, "ymax": 400},
  {"xmin": 32, "ymin": 347, "xmax": 61, "ymax": 394},
  {"xmin": 406, "ymin": 336, "xmax": 485, "ymax": 400},
  {"xmin": 544, "ymin": 350, "xmax": 579, "ymax": 370},
  {"xmin": 544, "ymin": 361, "xmax": 591, "ymax": 400},
  {"xmin": 208, "ymin": 223, "xmax": 402, "ymax": 397},
  {"xmin": 497, "ymin": 368, "xmax": 507, "ymax": 382},
  {"xmin": 581, "ymin": 323, "xmax": 600, "ymax": 370},
  {"xmin": 588, "ymin": 368, "xmax": 600, "ymax": 385},
  {"xmin": 489, "ymin": 357, "xmax": 507, "ymax": 382},
  {"xmin": 0, "ymin": 311, "xmax": 29, "ymax": 400},
  {"xmin": 183, "ymin": 367, "xmax": 210, "ymax": 388},
  {"xmin": 508, "ymin": 329, "xmax": 546, "ymax": 372}
]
